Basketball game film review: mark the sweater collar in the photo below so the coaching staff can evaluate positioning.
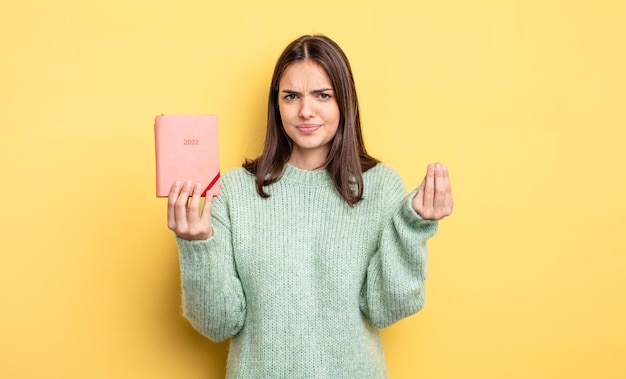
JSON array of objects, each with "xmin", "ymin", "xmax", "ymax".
[{"xmin": 281, "ymin": 163, "xmax": 333, "ymax": 187}]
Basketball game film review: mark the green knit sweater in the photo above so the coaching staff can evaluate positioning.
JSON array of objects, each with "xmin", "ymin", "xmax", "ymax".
[{"xmin": 177, "ymin": 163, "xmax": 438, "ymax": 378}]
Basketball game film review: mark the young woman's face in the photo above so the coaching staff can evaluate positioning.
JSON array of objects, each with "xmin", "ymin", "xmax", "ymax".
[{"xmin": 278, "ymin": 60, "xmax": 340, "ymax": 168}]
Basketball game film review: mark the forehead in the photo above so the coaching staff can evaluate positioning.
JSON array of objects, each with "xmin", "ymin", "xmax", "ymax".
[{"xmin": 279, "ymin": 60, "xmax": 332, "ymax": 88}]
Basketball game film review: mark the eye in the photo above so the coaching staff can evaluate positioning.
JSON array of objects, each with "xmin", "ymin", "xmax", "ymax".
[
  {"xmin": 318, "ymin": 92, "xmax": 332, "ymax": 100},
  {"xmin": 283, "ymin": 93, "xmax": 298, "ymax": 101}
]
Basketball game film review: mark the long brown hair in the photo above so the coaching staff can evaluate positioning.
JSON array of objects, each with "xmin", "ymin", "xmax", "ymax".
[{"xmin": 243, "ymin": 34, "xmax": 378, "ymax": 206}]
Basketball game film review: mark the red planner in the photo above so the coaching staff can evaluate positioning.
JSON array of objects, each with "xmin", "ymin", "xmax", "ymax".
[{"xmin": 154, "ymin": 115, "xmax": 220, "ymax": 197}]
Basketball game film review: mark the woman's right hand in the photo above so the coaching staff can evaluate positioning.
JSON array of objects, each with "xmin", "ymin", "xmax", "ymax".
[{"xmin": 167, "ymin": 181, "xmax": 214, "ymax": 240}]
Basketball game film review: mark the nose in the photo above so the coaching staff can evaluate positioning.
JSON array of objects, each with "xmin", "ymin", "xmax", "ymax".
[{"xmin": 299, "ymin": 97, "xmax": 314, "ymax": 119}]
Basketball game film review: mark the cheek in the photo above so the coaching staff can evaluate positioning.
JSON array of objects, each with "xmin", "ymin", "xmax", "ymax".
[{"xmin": 327, "ymin": 105, "xmax": 341, "ymax": 125}]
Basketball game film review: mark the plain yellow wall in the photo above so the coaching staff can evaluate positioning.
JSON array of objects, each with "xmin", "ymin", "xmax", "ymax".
[{"xmin": 1, "ymin": 0, "xmax": 624, "ymax": 378}]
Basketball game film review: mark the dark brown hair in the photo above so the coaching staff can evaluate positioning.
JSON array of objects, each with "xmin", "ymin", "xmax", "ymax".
[{"xmin": 243, "ymin": 34, "xmax": 378, "ymax": 206}]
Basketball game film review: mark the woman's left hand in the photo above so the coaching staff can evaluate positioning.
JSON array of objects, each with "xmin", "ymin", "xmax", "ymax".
[{"xmin": 412, "ymin": 163, "xmax": 453, "ymax": 221}]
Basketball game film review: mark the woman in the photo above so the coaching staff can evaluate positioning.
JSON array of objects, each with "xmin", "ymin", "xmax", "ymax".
[{"xmin": 167, "ymin": 34, "xmax": 453, "ymax": 378}]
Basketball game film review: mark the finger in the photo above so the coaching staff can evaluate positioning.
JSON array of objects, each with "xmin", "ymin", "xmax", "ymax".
[
  {"xmin": 433, "ymin": 163, "xmax": 446, "ymax": 209},
  {"xmin": 422, "ymin": 163, "xmax": 436, "ymax": 210},
  {"xmin": 442, "ymin": 164, "xmax": 451, "ymax": 190},
  {"xmin": 187, "ymin": 183, "xmax": 203, "ymax": 222},
  {"xmin": 167, "ymin": 181, "xmax": 182, "ymax": 230},
  {"xmin": 443, "ymin": 165, "xmax": 454, "ymax": 214},
  {"xmin": 174, "ymin": 181, "xmax": 193, "ymax": 231}
]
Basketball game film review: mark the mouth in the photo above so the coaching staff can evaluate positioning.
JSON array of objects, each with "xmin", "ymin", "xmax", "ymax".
[{"xmin": 296, "ymin": 124, "xmax": 321, "ymax": 134}]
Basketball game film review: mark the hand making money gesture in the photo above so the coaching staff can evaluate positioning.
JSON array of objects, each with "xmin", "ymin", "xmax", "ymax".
[{"xmin": 412, "ymin": 163, "xmax": 453, "ymax": 220}]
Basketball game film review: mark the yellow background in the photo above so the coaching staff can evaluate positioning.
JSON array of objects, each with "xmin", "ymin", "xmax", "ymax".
[{"xmin": 1, "ymin": 0, "xmax": 624, "ymax": 378}]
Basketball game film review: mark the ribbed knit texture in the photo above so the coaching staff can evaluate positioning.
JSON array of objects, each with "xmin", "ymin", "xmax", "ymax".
[{"xmin": 177, "ymin": 163, "xmax": 438, "ymax": 378}]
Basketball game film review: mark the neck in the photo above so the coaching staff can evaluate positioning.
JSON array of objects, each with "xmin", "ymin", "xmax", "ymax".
[{"xmin": 288, "ymin": 148, "xmax": 328, "ymax": 171}]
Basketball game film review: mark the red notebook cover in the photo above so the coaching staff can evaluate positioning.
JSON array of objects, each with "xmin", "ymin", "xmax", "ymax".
[{"xmin": 154, "ymin": 115, "xmax": 220, "ymax": 197}]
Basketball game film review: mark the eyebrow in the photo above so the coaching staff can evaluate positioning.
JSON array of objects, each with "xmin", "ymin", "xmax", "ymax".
[{"xmin": 281, "ymin": 88, "xmax": 334, "ymax": 95}]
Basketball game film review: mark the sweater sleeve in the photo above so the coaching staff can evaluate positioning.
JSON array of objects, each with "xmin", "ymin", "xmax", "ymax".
[
  {"xmin": 176, "ymin": 193, "xmax": 246, "ymax": 342},
  {"xmin": 359, "ymin": 171, "xmax": 438, "ymax": 329}
]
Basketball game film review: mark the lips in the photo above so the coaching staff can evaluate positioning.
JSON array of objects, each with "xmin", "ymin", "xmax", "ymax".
[{"xmin": 296, "ymin": 124, "xmax": 321, "ymax": 134}]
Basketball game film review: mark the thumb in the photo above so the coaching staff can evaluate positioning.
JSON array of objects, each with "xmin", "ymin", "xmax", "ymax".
[{"xmin": 413, "ymin": 176, "xmax": 426, "ymax": 211}]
